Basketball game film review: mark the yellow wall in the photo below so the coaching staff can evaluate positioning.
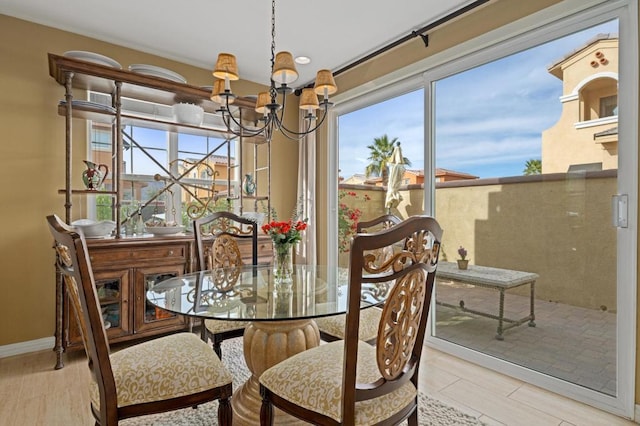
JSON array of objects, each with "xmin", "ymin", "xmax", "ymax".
[
  {"xmin": 339, "ymin": 173, "xmax": 617, "ymax": 310},
  {"xmin": 0, "ymin": 13, "xmax": 299, "ymax": 345}
]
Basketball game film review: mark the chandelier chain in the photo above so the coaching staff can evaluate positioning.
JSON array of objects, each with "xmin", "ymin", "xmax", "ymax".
[
  {"xmin": 213, "ymin": 0, "xmax": 335, "ymax": 142},
  {"xmin": 269, "ymin": 0, "xmax": 277, "ymax": 102}
]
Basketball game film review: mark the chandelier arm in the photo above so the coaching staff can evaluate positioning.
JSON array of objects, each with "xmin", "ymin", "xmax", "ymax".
[
  {"xmin": 275, "ymin": 111, "xmax": 328, "ymax": 141},
  {"xmin": 214, "ymin": 0, "xmax": 335, "ymax": 143},
  {"xmin": 276, "ymin": 105, "xmax": 329, "ymax": 137},
  {"xmin": 275, "ymin": 126, "xmax": 312, "ymax": 141},
  {"xmin": 269, "ymin": 87, "xmax": 322, "ymax": 137},
  {"xmin": 271, "ymin": 88, "xmax": 288, "ymax": 131},
  {"xmin": 221, "ymin": 113, "xmax": 269, "ymax": 138}
]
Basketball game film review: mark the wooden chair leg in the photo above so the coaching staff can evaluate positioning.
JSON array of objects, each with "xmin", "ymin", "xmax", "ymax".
[
  {"xmin": 260, "ymin": 386, "xmax": 274, "ymax": 425},
  {"xmin": 212, "ymin": 336, "xmax": 222, "ymax": 359},
  {"xmin": 200, "ymin": 323, "xmax": 208, "ymax": 342},
  {"xmin": 218, "ymin": 396, "xmax": 232, "ymax": 426},
  {"xmin": 407, "ymin": 408, "xmax": 418, "ymax": 426}
]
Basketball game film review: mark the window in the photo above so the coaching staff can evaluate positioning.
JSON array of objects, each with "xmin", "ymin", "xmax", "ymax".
[
  {"xmin": 91, "ymin": 124, "xmax": 111, "ymax": 152},
  {"xmin": 335, "ymin": 86, "xmax": 425, "ymax": 266},
  {"xmin": 330, "ymin": 0, "xmax": 635, "ymax": 417},
  {"xmin": 600, "ymin": 94, "xmax": 618, "ymax": 117},
  {"xmin": 87, "ymin": 93, "xmax": 238, "ymax": 225}
]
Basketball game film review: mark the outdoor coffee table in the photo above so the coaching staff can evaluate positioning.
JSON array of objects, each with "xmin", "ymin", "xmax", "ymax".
[{"xmin": 436, "ymin": 262, "xmax": 538, "ymax": 340}]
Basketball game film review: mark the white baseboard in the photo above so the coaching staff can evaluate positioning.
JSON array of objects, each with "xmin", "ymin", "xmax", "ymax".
[
  {"xmin": 634, "ymin": 404, "xmax": 640, "ymax": 423},
  {"xmin": 0, "ymin": 337, "xmax": 55, "ymax": 358}
]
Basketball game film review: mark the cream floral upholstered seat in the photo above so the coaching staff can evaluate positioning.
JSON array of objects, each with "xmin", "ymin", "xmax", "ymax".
[
  {"xmin": 316, "ymin": 214, "xmax": 402, "ymax": 344},
  {"xmin": 315, "ymin": 307, "xmax": 382, "ymax": 342},
  {"xmin": 193, "ymin": 211, "xmax": 258, "ymax": 358},
  {"xmin": 260, "ymin": 340, "xmax": 417, "ymax": 424},
  {"xmin": 89, "ymin": 333, "xmax": 232, "ymax": 409},
  {"xmin": 47, "ymin": 214, "xmax": 233, "ymax": 426},
  {"xmin": 260, "ymin": 215, "xmax": 442, "ymax": 425}
]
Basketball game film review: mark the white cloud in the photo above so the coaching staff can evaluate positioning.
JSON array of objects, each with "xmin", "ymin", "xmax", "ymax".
[{"xmin": 338, "ymin": 20, "xmax": 618, "ymax": 179}]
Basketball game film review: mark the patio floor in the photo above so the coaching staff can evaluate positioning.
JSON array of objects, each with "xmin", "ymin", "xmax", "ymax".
[{"xmin": 434, "ymin": 279, "xmax": 617, "ymax": 396}]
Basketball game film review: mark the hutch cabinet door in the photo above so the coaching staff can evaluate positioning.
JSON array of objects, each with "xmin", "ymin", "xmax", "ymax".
[
  {"xmin": 133, "ymin": 264, "xmax": 186, "ymax": 333},
  {"xmin": 66, "ymin": 268, "xmax": 130, "ymax": 347}
]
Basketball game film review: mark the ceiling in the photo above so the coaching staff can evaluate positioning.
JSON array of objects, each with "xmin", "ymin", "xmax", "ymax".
[{"xmin": 0, "ymin": 0, "xmax": 478, "ymax": 88}]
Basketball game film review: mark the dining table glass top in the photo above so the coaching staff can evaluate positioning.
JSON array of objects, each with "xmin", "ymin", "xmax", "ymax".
[{"xmin": 146, "ymin": 264, "xmax": 392, "ymax": 322}]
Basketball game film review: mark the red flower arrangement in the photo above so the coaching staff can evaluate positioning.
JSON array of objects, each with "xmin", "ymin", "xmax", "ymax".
[
  {"xmin": 262, "ymin": 201, "xmax": 309, "ymax": 282},
  {"xmin": 261, "ymin": 219, "xmax": 308, "ymax": 246},
  {"xmin": 261, "ymin": 198, "xmax": 309, "ymax": 246}
]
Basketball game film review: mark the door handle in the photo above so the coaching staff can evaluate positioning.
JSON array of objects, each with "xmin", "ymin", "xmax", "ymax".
[{"xmin": 612, "ymin": 194, "xmax": 628, "ymax": 228}]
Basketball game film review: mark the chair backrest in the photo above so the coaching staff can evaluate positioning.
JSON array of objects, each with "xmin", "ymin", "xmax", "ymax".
[
  {"xmin": 46, "ymin": 214, "xmax": 118, "ymax": 421},
  {"xmin": 193, "ymin": 211, "xmax": 259, "ymax": 270},
  {"xmin": 355, "ymin": 214, "xmax": 402, "ymax": 233},
  {"xmin": 342, "ymin": 215, "xmax": 442, "ymax": 421},
  {"xmin": 356, "ymin": 214, "xmax": 403, "ymax": 269}
]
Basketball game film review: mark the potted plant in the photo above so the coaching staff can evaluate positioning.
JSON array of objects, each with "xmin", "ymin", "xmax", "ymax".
[{"xmin": 457, "ymin": 246, "xmax": 469, "ymax": 270}]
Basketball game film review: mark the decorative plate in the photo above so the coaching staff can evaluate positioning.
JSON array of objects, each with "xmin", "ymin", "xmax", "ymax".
[
  {"xmin": 59, "ymin": 100, "xmax": 116, "ymax": 114},
  {"xmin": 63, "ymin": 51, "xmax": 122, "ymax": 69},
  {"xmin": 145, "ymin": 225, "xmax": 185, "ymax": 236},
  {"xmin": 128, "ymin": 64, "xmax": 187, "ymax": 84}
]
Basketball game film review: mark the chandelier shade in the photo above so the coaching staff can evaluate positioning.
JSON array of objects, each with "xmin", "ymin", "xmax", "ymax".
[
  {"xmin": 255, "ymin": 92, "xmax": 271, "ymax": 115},
  {"xmin": 314, "ymin": 69, "xmax": 338, "ymax": 97},
  {"xmin": 212, "ymin": 53, "xmax": 239, "ymax": 81},
  {"xmin": 210, "ymin": 0, "xmax": 337, "ymax": 142},
  {"xmin": 299, "ymin": 88, "xmax": 320, "ymax": 111},
  {"xmin": 210, "ymin": 79, "xmax": 233, "ymax": 105},
  {"xmin": 272, "ymin": 52, "xmax": 299, "ymax": 85}
]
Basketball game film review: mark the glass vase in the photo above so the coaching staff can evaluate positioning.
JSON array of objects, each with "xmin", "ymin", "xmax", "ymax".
[{"xmin": 273, "ymin": 242, "xmax": 294, "ymax": 289}]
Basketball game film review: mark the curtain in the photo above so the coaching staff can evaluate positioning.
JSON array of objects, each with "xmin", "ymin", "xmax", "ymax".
[{"xmin": 296, "ymin": 118, "xmax": 317, "ymax": 265}]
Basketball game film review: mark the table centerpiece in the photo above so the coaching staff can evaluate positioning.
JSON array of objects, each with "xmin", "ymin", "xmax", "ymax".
[{"xmin": 261, "ymin": 204, "xmax": 308, "ymax": 287}]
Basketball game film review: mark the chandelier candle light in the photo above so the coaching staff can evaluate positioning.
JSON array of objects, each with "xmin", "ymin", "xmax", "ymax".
[{"xmin": 210, "ymin": 0, "xmax": 337, "ymax": 142}]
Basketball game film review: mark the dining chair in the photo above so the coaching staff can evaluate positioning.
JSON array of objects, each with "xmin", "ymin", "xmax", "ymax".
[
  {"xmin": 259, "ymin": 215, "xmax": 442, "ymax": 425},
  {"xmin": 46, "ymin": 214, "xmax": 233, "ymax": 426},
  {"xmin": 316, "ymin": 214, "xmax": 403, "ymax": 343},
  {"xmin": 193, "ymin": 211, "xmax": 258, "ymax": 358}
]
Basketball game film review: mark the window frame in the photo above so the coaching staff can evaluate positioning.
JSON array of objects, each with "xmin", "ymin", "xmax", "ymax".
[{"xmin": 327, "ymin": 0, "xmax": 637, "ymax": 417}]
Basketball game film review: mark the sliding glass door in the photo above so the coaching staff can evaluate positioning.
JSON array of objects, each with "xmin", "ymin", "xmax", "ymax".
[
  {"xmin": 330, "ymin": 0, "xmax": 636, "ymax": 418},
  {"xmin": 334, "ymin": 82, "xmax": 425, "ymax": 267},
  {"xmin": 425, "ymin": 5, "xmax": 635, "ymax": 416}
]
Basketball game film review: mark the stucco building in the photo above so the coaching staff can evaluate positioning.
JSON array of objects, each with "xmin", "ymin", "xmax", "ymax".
[{"xmin": 542, "ymin": 34, "xmax": 618, "ymax": 173}]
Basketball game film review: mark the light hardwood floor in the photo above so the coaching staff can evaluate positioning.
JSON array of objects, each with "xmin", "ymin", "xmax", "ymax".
[{"xmin": 0, "ymin": 343, "xmax": 637, "ymax": 425}]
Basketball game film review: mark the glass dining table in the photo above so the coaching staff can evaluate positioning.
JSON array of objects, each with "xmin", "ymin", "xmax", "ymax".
[{"xmin": 146, "ymin": 264, "xmax": 391, "ymax": 425}]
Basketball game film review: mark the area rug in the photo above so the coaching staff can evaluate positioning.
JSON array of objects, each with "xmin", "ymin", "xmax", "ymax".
[{"xmin": 121, "ymin": 338, "xmax": 483, "ymax": 425}]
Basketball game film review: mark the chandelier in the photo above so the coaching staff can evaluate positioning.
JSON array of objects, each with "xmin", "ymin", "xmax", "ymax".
[{"xmin": 209, "ymin": 0, "xmax": 337, "ymax": 142}]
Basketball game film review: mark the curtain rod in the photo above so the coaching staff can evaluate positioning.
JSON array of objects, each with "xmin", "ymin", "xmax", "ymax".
[
  {"xmin": 298, "ymin": 0, "xmax": 491, "ymax": 92},
  {"xmin": 334, "ymin": 0, "xmax": 491, "ymax": 77}
]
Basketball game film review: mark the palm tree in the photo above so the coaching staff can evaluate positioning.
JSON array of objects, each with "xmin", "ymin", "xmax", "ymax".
[
  {"xmin": 365, "ymin": 134, "xmax": 411, "ymax": 185},
  {"xmin": 523, "ymin": 159, "xmax": 542, "ymax": 175}
]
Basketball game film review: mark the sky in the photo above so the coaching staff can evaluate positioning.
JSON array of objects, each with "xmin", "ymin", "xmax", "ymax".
[{"xmin": 338, "ymin": 19, "xmax": 618, "ymax": 180}]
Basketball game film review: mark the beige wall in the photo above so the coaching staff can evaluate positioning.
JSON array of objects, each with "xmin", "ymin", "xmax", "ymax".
[
  {"xmin": 0, "ymin": 14, "xmax": 299, "ymax": 346},
  {"xmin": 435, "ymin": 174, "xmax": 616, "ymax": 310},
  {"xmin": 339, "ymin": 173, "xmax": 617, "ymax": 310}
]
